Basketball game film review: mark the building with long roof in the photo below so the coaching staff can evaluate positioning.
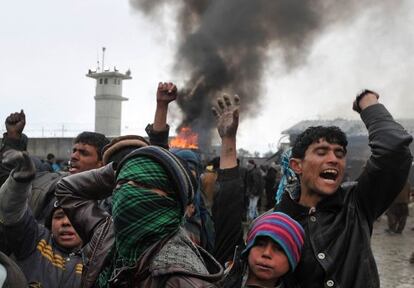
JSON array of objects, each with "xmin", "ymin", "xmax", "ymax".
[{"xmin": 281, "ymin": 118, "xmax": 414, "ymax": 181}]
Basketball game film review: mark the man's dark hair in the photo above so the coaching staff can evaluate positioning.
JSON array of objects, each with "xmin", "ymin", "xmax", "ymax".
[
  {"xmin": 291, "ymin": 126, "xmax": 348, "ymax": 159},
  {"xmin": 46, "ymin": 153, "xmax": 55, "ymax": 161},
  {"xmin": 208, "ymin": 157, "xmax": 220, "ymax": 170},
  {"xmin": 74, "ymin": 132, "xmax": 110, "ymax": 161}
]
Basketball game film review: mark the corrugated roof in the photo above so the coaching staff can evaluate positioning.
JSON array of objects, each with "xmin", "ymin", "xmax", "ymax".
[{"xmin": 283, "ymin": 118, "xmax": 414, "ymax": 136}]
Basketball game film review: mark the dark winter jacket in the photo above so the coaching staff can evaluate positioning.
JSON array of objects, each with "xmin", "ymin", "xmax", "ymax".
[
  {"xmin": 275, "ymin": 104, "xmax": 413, "ymax": 288},
  {"xmin": 0, "ymin": 133, "xmax": 29, "ymax": 255},
  {"xmin": 0, "ymin": 176, "xmax": 83, "ymax": 288},
  {"xmin": 246, "ymin": 167, "xmax": 264, "ymax": 197},
  {"xmin": 265, "ymin": 167, "xmax": 278, "ymax": 192},
  {"xmin": 145, "ymin": 123, "xmax": 170, "ymax": 149},
  {"xmin": 212, "ymin": 166, "xmax": 244, "ymax": 266},
  {"xmin": 29, "ymin": 170, "xmax": 68, "ymax": 225}
]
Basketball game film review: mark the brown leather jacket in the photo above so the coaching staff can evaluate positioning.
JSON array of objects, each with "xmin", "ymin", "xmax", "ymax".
[{"xmin": 56, "ymin": 164, "xmax": 223, "ymax": 288}]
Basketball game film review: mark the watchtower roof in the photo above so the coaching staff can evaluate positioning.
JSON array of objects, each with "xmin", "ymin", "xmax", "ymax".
[{"xmin": 86, "ymin": 68, "xmax": 132, "ymax": 80}]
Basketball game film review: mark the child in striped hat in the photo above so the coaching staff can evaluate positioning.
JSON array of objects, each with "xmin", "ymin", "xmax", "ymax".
[{"xmin": 222, "ymin": 212, "xmax": 305, "ymax": 288}]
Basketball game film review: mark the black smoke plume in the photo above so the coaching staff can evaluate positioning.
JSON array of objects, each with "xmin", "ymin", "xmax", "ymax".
[{"xmin": 129, "ymin": 0, "xmax": 377, "ymax": 149}]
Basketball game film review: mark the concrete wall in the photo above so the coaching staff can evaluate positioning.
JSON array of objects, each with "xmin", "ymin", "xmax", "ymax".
[
  {"xmin": 93, "ymin": 76, "xmax": 127, "ymax": 137},
  {"xmin": 95, "ymin": 98, "xmax": 123, "ymax": 136},
  {"xmin": 25, "ymin": 137, "xmax": 75, "ymax": 160},
  {"xmin": 96, "ymin": 77, "xmax": 123, "ymax": 96}
]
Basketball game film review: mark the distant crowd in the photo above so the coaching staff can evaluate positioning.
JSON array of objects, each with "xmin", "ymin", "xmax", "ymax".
[{"xmin": 0, "ymin": 84, "xmax": 413, "ymax": 288}]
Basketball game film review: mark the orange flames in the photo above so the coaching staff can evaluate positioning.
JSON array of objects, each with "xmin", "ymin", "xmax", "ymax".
[{"xmin": 170, "ymin": 126, "xmax": 199, "ymax": 149}]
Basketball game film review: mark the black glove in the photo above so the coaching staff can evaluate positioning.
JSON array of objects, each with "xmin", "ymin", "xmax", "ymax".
[{"xmin": 2, "ymin": 150, "xmax": 36, "ymax": 182}]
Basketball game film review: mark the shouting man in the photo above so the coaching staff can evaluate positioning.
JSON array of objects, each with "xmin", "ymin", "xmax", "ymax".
[{"xmin": 275, "ymin": 90, "xmax": 413, "ymax": 288}]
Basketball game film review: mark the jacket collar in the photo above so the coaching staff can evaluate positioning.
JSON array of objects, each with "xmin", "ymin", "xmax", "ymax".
[
  {"xmin": 276, "ymin": 187, "xmax": 345, "ymax": 219},
  {"xmin": 134, "ymin": 228, "xmax": 223, "ymax": 281}
]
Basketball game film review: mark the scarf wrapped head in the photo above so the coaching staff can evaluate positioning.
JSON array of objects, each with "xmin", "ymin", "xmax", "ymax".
[
  {"xmin": 112, "ymin": 156, "xmax": 182, "ymax": 263},
  {"xmin": 275, "ymin": 148, "xmax": 300, "ymax": 203},
  {"xmin": 171, "ymin": 149, "xmax": 202, "ymax": 178},
  {"xmin": 98, "ymin": 156, "xmax": 182, "ymax": 287},
  {"xmin": 116, "ymin": 146, "xmax": 196, "ymax": 215},
  {"xmin": 97, "ymin": 146, "xmax": 196, "ymax": 287}
]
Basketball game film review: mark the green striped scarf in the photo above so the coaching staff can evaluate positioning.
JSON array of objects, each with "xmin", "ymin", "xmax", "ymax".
[{"xmin": 97, "ymin": 156, "xmax": 182, "ymax": 287}]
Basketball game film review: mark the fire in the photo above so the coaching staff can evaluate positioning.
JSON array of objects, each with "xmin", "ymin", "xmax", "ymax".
[{"xmin": 170, "ymin": 126, "xmax": 199, "ymax": 149}]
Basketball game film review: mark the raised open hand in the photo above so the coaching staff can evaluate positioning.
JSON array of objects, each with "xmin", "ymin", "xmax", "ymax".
[
  {"xmin": 5, "ymin": 110, "xmax": 26, "ymax": 138},
  {"xmin": 156, "ymin": 82, "xmax": 177, "ymax": 106},
  {"xmin": 212, "ymin": 94, "xmax": 240, "ymax": 138}
]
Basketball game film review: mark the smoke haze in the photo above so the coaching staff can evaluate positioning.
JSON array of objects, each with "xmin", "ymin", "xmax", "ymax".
[{"xmin": 129, "ymin": 0, "xmax": 409, "ymax": 149}]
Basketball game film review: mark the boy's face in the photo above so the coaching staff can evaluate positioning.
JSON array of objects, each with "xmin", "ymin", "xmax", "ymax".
[
  {"xmin": 51, "ymin": 208, "xmax": 82, "ymax": 249},
  {"xmin": 247, "ymin": 236, "xmax": 290, "ymax": 286}
]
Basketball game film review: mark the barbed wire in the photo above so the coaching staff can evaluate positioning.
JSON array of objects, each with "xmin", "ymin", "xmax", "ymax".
[{"xmin": 0, "ymin": 123, "xmax": 145, "ymax": 138}]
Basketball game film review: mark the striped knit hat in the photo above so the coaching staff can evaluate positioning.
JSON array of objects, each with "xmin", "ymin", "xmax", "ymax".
[{"xmin": 242, "ymin": 212, "xmax": 305, "ymax": 271}]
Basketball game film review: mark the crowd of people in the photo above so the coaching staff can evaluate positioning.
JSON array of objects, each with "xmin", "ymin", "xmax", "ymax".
[{"xmin": 0, "ymin": 84, "xmax": 413, "ymax": 288}]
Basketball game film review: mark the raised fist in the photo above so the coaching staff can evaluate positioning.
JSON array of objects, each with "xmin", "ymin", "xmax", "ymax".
[
  {"xmin": 5, "ymin": 110, "xmax": 26, "ymax": 138},
  {"xmin": 2, "ymin": 150, "xmax": 35, "ymax": 182},
  {"xmin": 352, "ymin": 89, "xmax": 379, "ymax": 113},
  {"xmin": 156, "ymin": 82, "xmax": 177, "ymax": 106}
]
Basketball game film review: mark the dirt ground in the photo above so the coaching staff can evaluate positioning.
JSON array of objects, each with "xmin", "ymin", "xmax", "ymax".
[{"xmin": 371, "ymin": 213, "xmax": 414, "ymax": 288}]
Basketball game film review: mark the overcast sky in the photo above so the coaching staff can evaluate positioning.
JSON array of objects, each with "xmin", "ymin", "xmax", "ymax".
[{"xmin": 1, "ymin": 0, "xmax": 414, "ymax": 154}]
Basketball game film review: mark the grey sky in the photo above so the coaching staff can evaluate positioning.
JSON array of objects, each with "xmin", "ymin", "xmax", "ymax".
[{"xmin": 1, "ymin": 0, "xmax": 413, "ymax": 153}]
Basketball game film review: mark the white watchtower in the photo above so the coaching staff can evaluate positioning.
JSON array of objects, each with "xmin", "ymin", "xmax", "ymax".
[{"xmin": 86, "ymin": 58, "xmax": 131, "ymax": 137}]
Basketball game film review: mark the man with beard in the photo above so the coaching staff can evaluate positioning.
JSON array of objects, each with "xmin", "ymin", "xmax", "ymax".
[{"xmin": 275, "ymin": 90, "xmax": 413, "ymax": 288}]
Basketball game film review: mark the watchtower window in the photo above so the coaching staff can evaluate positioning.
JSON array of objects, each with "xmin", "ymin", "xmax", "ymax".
[
  {"xmin": 104, "ymin": 78, "xmax": 108, "ymax": 84},
  {"xmin": 99, "ymin": 79, "xmax": 103, "ymax": 84},
  {"xmin": 114, "ymin": 79, "xmax": 117, "ymax": 84}
]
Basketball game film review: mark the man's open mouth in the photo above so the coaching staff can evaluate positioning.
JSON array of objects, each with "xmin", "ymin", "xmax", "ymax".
[
  {"xmin": 68, "ymin": 162, "xmax": 78, "ymax": 173},
  {"xmin": 319, "ymin": 169, "xmax": 338, "ymax": 181}
]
